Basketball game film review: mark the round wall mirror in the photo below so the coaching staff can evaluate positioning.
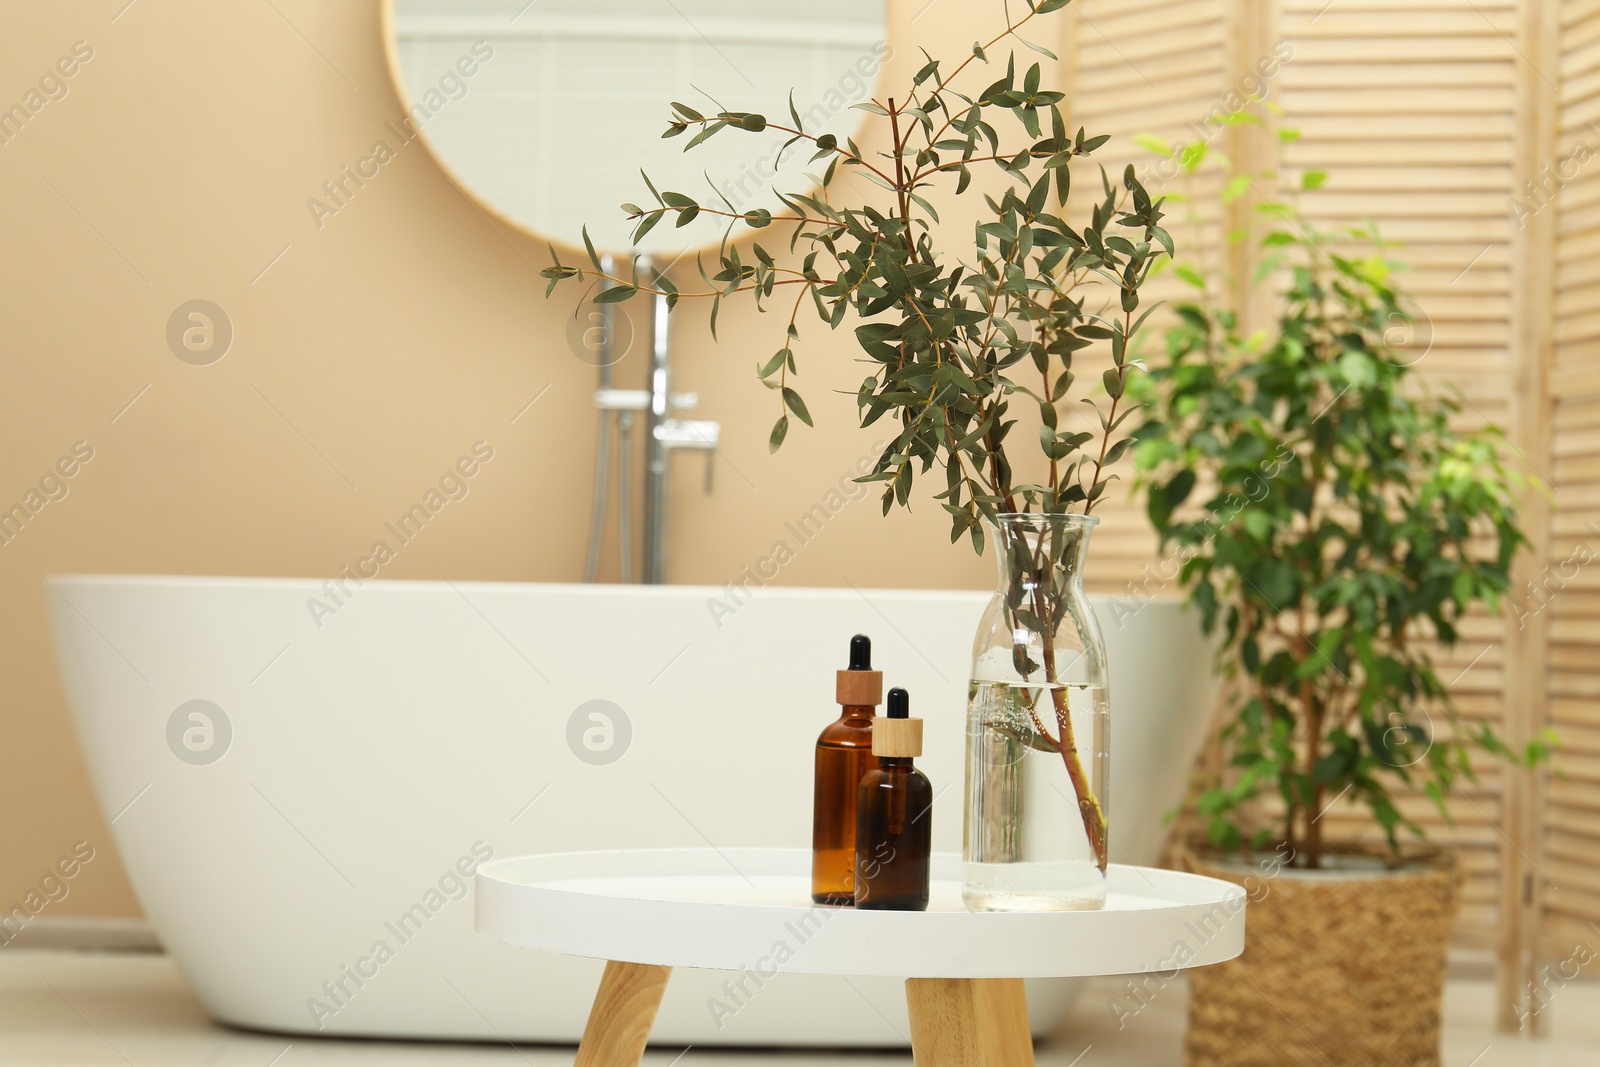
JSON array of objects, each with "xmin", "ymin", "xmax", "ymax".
[{"xmin": 382, "ymin": 0, "xmax": 892, "ymax": 256}]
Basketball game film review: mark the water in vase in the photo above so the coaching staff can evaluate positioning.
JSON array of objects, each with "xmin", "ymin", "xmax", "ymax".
[{"xmin": 963, "ymin": 681, "xmax": 1109, "ymax": 911}]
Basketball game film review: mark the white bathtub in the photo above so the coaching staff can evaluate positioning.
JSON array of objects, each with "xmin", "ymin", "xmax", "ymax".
[{"xmin": 48, "ymin": 576, "xmax": 1213, "ymax": 1046}]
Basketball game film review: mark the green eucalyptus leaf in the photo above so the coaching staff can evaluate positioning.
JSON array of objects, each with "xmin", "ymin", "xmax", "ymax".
[
  {"xmin": 758, "ymin": 349, "xmax": 790, "ymax": 378},
  {"xmin": 782, "ymin": 387, "xmax": 813, "ymax": 426}
]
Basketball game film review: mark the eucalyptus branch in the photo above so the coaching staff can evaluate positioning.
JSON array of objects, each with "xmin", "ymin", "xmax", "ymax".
[
  {"xmin": 913, "ymin": 0, "xmax": 1068, "ymax": 150},
  {"xmin": 543, "ymin": 0, "xmax": 1154, "ymax": 876},
  {"xmin": 546, "ymin": 261, "xmax": 836, "ymax": 306}
]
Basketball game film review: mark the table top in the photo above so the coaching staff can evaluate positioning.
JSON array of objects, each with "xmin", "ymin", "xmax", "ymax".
[{"xmin": 476, "ymin": 848, "xmax": 1246, "ymax": 978}]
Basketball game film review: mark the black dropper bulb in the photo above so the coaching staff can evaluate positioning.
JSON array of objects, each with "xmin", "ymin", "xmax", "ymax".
[
  {"xmin": 886, "ymin": 687, "xmax": 909, "ymax": 719},
  {"xmin": 848, "ymin": 634, "xmax": 872, "ymax": 671}
]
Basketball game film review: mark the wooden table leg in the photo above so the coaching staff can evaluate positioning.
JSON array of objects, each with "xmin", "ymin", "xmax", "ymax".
[
  {"xmin": 905, "ymin": 977, "xmax": 1035, "ymax": 1067},
  {"xmin": 574, "ymin": 960, "xmax": 671, "ymax": 1067}
]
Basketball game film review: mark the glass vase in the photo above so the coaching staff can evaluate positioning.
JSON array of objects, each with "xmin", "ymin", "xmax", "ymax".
[{"xmin": 964, "ymin": 513, "xmax": 1110, "ymax": 911}]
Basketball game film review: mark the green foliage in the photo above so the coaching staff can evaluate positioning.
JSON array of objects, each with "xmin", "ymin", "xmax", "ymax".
[
  {"xmin": 542, "ymin": 0, "xmax": 1169, "ymax": 553},
  {"xmin": 1133, "ymin": 125, "xmax": 1553, "ymax": 867}
]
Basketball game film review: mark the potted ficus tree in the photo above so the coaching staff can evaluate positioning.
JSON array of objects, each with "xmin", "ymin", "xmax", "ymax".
[
  {"xmin": 543, "ymin": 0, "xmax": 1169, "ymax": 909},
  {"xmin": 1132, "ymin": 126, "xmax": 1554, "ymax": 1066}
]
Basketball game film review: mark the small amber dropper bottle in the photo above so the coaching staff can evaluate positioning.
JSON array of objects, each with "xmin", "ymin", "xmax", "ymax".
[
  {"xmin": 854, "ymin": 687, "xmax": 933, "ymax": 911},
  {"xmin": 811, "ymin": 634, "xmax": 883, "ymax": 905}
]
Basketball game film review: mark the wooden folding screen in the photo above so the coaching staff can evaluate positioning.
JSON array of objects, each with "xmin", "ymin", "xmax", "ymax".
[
  {"xmin": 1058, "ymin": 0, "xmax": 1598, "ymax": 1028},
  {"xmin": 1539, "ymin": 0, "xmax": 1600, "ymax": 1023}
]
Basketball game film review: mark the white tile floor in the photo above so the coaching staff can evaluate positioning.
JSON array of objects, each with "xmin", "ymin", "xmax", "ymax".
[{"xmin": 3, "ymin": 950, "xmax": 1596, "ymax": 1066}]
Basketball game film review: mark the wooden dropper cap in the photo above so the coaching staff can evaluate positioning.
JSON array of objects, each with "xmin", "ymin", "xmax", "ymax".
[
  {"xmin": 836, "ymin": 634, "xmax": 883, "ymax": 706},
  {"xmin": 872, "ymin": 687, "xmax": 923, "ymax": 758}
]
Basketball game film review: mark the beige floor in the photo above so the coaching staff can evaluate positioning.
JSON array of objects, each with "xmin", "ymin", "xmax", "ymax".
[{"xmin": 3, "ymin": 950, "xmax": 1597, "ymax": 1066}]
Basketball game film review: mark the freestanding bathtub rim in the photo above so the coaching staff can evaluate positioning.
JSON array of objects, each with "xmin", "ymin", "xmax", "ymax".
[{"xmin": 46, "ymin": 572, "xmax": 1193, "ymax": 608}]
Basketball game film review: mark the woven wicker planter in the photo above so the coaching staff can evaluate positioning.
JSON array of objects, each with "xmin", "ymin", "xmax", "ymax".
[{"xmin": 1179, "ymin": 843, "xmax": 1462, "ymax": 1067}]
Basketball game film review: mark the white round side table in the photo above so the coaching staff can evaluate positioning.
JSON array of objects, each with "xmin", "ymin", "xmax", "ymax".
[{"xmin": 477, "ymin": 848, "xmax": 1246, "ymax": 1066}]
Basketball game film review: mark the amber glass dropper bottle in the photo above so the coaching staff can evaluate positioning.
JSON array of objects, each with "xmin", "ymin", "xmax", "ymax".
[
  {"xmin": 854, "ymin": 687, "xmax": 932, "ymax": 911},
  {"xmin": 811, "ymin": 634, "xmax": 883, "ymax": 905}
]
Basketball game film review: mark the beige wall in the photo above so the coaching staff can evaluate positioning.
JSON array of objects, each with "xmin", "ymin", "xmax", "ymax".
[{"xmin": 0, "ymin": 1, "xmax": 1016, "ymax": 917}]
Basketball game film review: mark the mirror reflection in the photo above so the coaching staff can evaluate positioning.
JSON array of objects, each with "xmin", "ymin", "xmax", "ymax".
[{"xmin": 388, "ymin": 0, "xmax": 891, "ymax": 254}]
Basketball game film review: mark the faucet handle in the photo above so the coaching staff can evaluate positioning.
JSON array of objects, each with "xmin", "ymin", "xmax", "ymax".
[
  {"xmin": 668, "ymin": 392, "xmax": 698, "ymax": 411},
  {"xmin": 595, "ymin": 388, "xmax": 650, "ymax": 410},
  {"xmin": 654, "ymin": 418, "xmax": 719, "ymax": 493}
]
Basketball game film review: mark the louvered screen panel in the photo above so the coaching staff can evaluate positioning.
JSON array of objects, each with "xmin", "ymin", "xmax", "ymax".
[
  {"xmin": 1228, "ymin": 0, "xmax": 1522, "ymax": 945},
  {"xmin": 1542, "ymin": 0, "xmax": 1600, "ymax": 952},
  {"xmin": 1066, "ymin": 0, "xmax": 1231, "ymax": 587},
  {"xmin": 1065, "ymin": 0, "xmax": 1600, "ymax": 976}
]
